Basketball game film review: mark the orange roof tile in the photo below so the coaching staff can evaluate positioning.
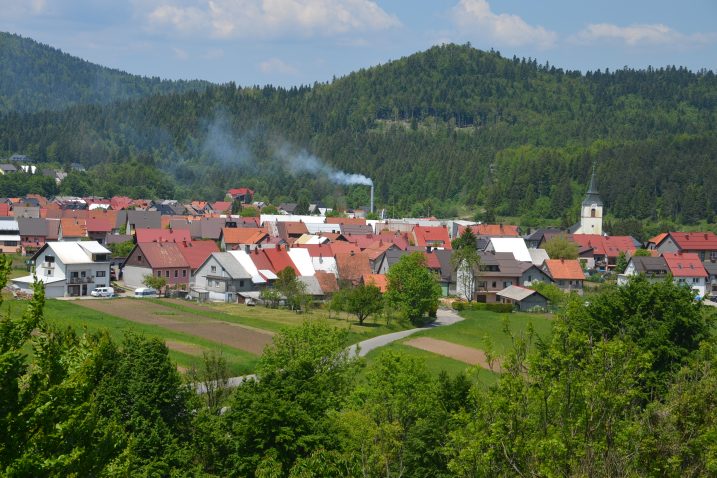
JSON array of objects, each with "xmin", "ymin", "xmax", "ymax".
[
  {"xmin": 222, "ymin": 227, "xmax": 268, "ymax": 246},
  {"xmin": 412, "ymin": 226, "xmax": 452, "ymax": 250},
  {"xmin": 362, "ymin": 274, "xmax": 388, "ymax": 293},
  {"xmin": 545, "ymin": 259, "xmax": 585, "ymax": 281},
  {"xmin": 60, "ymin": 218, "xmax": 87, "ymax": 238}
]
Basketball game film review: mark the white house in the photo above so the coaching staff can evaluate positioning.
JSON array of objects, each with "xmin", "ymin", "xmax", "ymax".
[
  {"xmin": 0, "ymin": 218, "xmax": 21, "ymax": 253},
  {"xmin": 12, "ymin": 241, "xmax": 111, "ymax": 298}
]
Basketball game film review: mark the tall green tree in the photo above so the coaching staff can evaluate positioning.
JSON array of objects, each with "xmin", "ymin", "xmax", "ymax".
[{"xmin": 386, "ymin": 253, "xmax": 441, "ymax": 322}]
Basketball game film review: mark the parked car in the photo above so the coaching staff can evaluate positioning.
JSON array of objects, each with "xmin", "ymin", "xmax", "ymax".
[
  {"xmin": 90, "ymin": 286, "xmax": 114, "ymax": 297},
  {"xmin": 134, "ymin": 287, "xmax": 158, "ymax": 298}
]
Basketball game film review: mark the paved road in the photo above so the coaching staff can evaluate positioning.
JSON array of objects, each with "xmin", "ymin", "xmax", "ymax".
[
  {"xmin": 195, "ymin": 307, "xmax": 464, "ymax": 392},
  {"xmin": 347, "ymin": 307, "xmax": 463, "ymax": 357}
]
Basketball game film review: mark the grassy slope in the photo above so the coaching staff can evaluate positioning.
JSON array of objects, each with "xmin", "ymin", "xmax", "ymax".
[
  {"xmin": 2, "ymin": 299, "xmax": 259, "ymax": 375},
  {"xmin": 156, "ymin": 299, "xmax": 411, "ymax": 344}
]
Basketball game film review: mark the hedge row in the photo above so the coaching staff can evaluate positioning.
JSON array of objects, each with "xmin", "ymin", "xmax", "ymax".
[{"xmin": 451, "ymin": 301, "xmax": 513, "ymax": 313}]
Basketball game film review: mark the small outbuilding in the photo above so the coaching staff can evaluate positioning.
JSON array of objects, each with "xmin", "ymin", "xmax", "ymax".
[{"xmin": 496, "ymin": 285, "xmax": 549, "ymax": 311}]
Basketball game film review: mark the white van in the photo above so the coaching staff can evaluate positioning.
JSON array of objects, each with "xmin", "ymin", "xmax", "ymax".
[
  {"xmin": 134, "ymin": 287, "xmax": 158, "ymax": 298},
  {"xmin": 90, "ymin": 287, "xmax": 114, "ymax": 297}
]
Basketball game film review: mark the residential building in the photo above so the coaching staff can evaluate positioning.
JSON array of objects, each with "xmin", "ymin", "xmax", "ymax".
[
  {"xmin": 543, "ymin": 259, "xmax": 585, "ymax": 293},
  {"xmin": 17, "ymin": 217, "xmax": 48, "ymax": 253},
  {"xmin": 193, "ymin": 251, "xmax": 266, "ymax": 302},
  {"xmin": 617, "ymin": 256, "xmax": 670, "ymax": 286},
  {"xmin": 570, "ymin": 234, "xmax": 638, "ymax": 271},
  {"xmin": 412, "ymin": 225, "xmax": 452, "ymax": 251},
  {"xmin": 473, "ymin": 252, "xmax": 524, "ymax": 303},
  {"xmin": 12, "ymin": 241, "xmax": 111, "ymax": 298},
  {"xmin": 0, "ymin": 218, "xmax": 21, "ymax": 253},
  {"xmin": 654, "ymin": 232, "xmax": 717, "ymax": 261},
  {"xmin": 663, "ymin": 252, "xmax": 708, "ymax": 297},
  {"xmin": 122, "ymin": 242, "xmax": 191, "ymax": 290}
]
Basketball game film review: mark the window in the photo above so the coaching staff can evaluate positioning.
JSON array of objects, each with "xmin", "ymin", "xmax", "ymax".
[
  {"xmin": 138, "ymin": 255, "xmax": 142, "ymax": 262},
  {"xmin": 157, "ymin": 271, "xmax": 161, "ymax": 277},
  {"xmin": 165, "ymin": 270, "xmax": 170, "ymax": 278},
  {"xmin": 182, "ymin": 269, "xmax": 187, "ymax": 277},
  {"xmin": 80, "ymin": 271, "xmax": 86, "ymax": 278},
  {"xmin": 491, "ymin": 281, "xmax": 497, "ymax": 288},
  {"xmin": 45, "ymin": 255, "xmax": 55, "ymax": 263},
  {"xmin": 591, "ymin": 208, "xmax": 596, "ymax": 218},
  {"xmin": 693, "ymin": 277, "xmax": 700, "ymax": 283},
  {"xmin": 45, "ymin": 269, "xmax": 52, "ymax": 276},
  {"xmin": 210, "ymin": 265, "xmax": 216, "ymax": 273},
  {"xmin": 239, "ymin": 280, "xmax": 245, "ymax": 287},
  {"xmin": 96, "ymin": 271, "xmax": 106, "ymax": 277},
  {"xmin": 71, "ymin": 271, "xmax": 78, "ymax": 278},
  {"xmin": 174, "ymin": 270, "xmax": 178, "ymax": 278}
]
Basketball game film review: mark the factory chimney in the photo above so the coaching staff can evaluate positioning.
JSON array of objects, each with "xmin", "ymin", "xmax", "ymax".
[{"xmin": 370, "ymin": 184, "xmax": 374, "ymax": 214}]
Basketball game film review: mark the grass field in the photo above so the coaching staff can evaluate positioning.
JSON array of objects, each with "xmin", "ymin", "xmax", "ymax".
[
  {"xmin": 364, "ymin": 309, "xmax": 553, "ymax": 381},
  {"xmin": 154, "ymin": 299, "xmax": 410, "ymax": 344},
  {"xmin": 1, "ymin": 298, "xmax": 260, "ymax": 375}
]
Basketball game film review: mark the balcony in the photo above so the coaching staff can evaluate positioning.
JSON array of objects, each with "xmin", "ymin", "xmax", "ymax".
[{"xmin": 68, "ymin": 276, "xmax": 94, "ymax": 284}]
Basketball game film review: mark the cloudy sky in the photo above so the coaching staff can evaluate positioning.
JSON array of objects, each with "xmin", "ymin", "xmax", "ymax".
[{"xmin": 1, "ymin": 0, "xmax": 715, "ymax": 86}]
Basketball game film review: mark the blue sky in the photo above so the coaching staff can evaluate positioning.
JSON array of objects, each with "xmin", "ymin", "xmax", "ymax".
[{"xmin": 1, "ymin": 0, "xmax": 715, "ymax": 86}]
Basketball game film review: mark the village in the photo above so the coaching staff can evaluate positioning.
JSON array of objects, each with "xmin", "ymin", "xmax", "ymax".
[{"xmin": 1, "ymin": 168, "xmax": 714, "ymax": 308}]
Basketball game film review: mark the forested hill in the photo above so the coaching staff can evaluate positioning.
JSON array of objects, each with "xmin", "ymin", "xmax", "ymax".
[
  {"xmin": 0, "ymin": 32, "xmax": 211, "ymax": 113},
  {"xmin": 2, "ymin": 42, "xmax": 717, "ymax": 226}
]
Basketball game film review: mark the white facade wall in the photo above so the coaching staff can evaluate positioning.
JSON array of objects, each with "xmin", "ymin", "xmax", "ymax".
[{"xmin": 123, "ymin": 265, "xmax": 152, "ymax": 289}]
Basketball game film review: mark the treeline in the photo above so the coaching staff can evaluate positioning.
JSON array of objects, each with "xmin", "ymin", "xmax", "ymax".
[
  {"xmin": 1, "ymin": 42, "xmax": 716, "ymax": 219},
  {"xmin": 0, "ymin": 32, "xmax": 210, "ymax": 113},
  {"xmin": 3, "ymin": 259, "xmax": 717, "ymax": 476}
]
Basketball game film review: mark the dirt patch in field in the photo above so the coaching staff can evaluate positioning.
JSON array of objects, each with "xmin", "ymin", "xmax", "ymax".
[
  {"xmin": 76, "ymin": 298, "xmax": 273, "ymax": 355},
  {"xmin": 404, "ymin": 337, "xmax": 501, "ymax": 371},
  {"xmin": 164, "ymin": 340, "xmax": 204, "ymax": 357}
]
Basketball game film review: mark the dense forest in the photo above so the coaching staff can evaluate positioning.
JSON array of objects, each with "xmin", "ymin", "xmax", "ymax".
[
  {"xmin": 0, "ymin": 32, "xmax": 210, "ymax": 113},
  {"xmin": 3, "ymin": 252, "xmax": 717, "ymax": 476},
  {"xmin": 1, "ymin": 37, "xmax": 717, "ymax": 224}
]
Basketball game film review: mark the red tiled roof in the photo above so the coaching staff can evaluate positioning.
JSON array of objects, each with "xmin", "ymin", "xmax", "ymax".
[
  {"xmin": 136, "ymin": 242, "xmax": 189, "ymax": 268},
  {"xmin": 570, "ymin": 234, "xmax": 636, "ymax": 258},
  {"xmin": 263, "ymin": 247, "xmax": 300, "ymax": 275},
  {"xmin": 329, "ymin": 242, "xmax": 362, "ymax": 255},
  {"xmin": 668, "ymin": 232, "xmax": 717, "ymax": 251},
  {"xmin": 135, "ymin": 228, "xmax": 192, "ymax": 244},
  {"xmin": 362, "ymin": 274, "xmax": 388, "ymax": 292},
  {"xmin": 545, "ymin": 259, "xmax": 585, "ymax": 280},
  {"xmin": 211, "ymin": 201, "xmax": 232, "ymax": 213},
  {"xmin": 412, "ymin": 225, "xmax": 452, "ymax": 250},
  {"xmin": 228, "ymin": 188, "xmax": 254, "ymax": 197},
  {"xmin": 314, "ymin": 271, "xmax": 339, "ymax": 294},
  {"xmin": 86, "ymin": 217, "xmax": 113, "ymax": 233},
  {"xmin": 663, "ymin": 252, "xmax": 708, "ymax": 278},
  {"xmin": 423, "ymin": 251, "xmax": 442, "ymax": 270},
  {"xmin": 222, "ymin": 227, "xmax": 268, "ymax": 246},
  {"xmin": 335, "ymin": 252, "xmax": 371, "ymax": 284},
  {"xmin": 176, "ymin": 240, "xmax": 219, "ymax": 270},
  {"xmin": 60, "ymin": 218, "xmax": 87, "ymax": 238},
  {"xmin": 648, "ymin": 233, "xmax": 668, "ymax": 246},
  {"xmin": 110, "ymin": 196, "xmax": 133, "ymax": 210},
  {"xmin": 461, "ymin": 224, "xmax": 519, "ymax": 237},
  {"xmin": 61, "ymin": 209, "xmax": 89, "ymax": 219},
  {"xmin": 0, "ymin": 204, "xmax": 10, "ymax": 217}
]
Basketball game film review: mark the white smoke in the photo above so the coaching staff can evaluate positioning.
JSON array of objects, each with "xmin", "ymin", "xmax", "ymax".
[{"xmin": 277, "ymin": 145, "xmax": 373, "ymax": 186}]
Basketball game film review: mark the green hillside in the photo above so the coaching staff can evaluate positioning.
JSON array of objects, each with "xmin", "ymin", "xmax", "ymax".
[
  {"xmin": 0, "ymin": 32, "xmax": 210, "ymax": 113},
  {"xmin": 1, "ymin": 41, "xmax": 716, "ymax": 225}
]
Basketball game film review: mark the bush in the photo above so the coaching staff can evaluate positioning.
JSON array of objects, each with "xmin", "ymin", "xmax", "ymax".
[
  {"xmin": 485, "ymin": 303, "xmax": 513, "ymax": 313},
  {"xmin": 451, "ymin": 301, "xmax": 466, "ymax": 311}
]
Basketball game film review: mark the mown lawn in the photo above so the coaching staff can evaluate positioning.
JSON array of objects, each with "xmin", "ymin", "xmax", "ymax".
[
  {"xmin": 413, "ymin": 309, "xmax": 554, "ymax": 356},
  {"xmin": 1, "ymin": 298, "xmax": 260, "ymax": 376}
]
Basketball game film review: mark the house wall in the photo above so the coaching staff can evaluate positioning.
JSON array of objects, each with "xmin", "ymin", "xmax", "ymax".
[
  {"xmin": 194, "ymin": 256, "xmax": 256, "ymax": 302},
  {"xmin": 123, "ymin": 265, "xmax": 152, "ymax": 289},
  {"xmin": 520, "ymin": 267, "xmax": 552, "ymax": 287},
  {"xmin": 656, "ymin": 237, "xmax": 679, "ymax": 254},
  {"xmin": 475, "ymin": 274, "xmax": 519, "ymax": 303},
  {"xmin": 518, "ymin": 294, "xmax": 548, "ymax": 311},
  {"xmin": 578, "ymin": 203, "xmax": 603, "ymax": 235},
  {"xmin": 674, "ymin": 276, "xmax": 706, "ymax": 297},
  {"xmin": 34, "ymin": 246, "xmax": 110, "ymax": 296},
  {"xmin": 555, "ymin": 279, "xmax": 584, "ymax": 294}
]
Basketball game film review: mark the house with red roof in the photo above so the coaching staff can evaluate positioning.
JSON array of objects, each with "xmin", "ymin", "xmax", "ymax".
[
  {"xmin": 655, "ymin": 232, "xmax": 717, "ymax": 261},
  {"xmin": 227, "ymin": 188, "xmax": 254, "ymax": 203},
  {"xmin": 362, "ymin": 273, "xmax": 388, "ymax": 293},
  {"xmin": 412, "ymin": 225, "xmax": 452, "ymax": 251},
  {"xmin": 110, "ymin": 196, "xmax": 133, "ymax": 211},
  {"xmin": 220, "ymin": 227, "xmax": 269, "ymax": 251},
  {"xmin": 335, "ymin": 251, "xmax": 371, "ymax": 286},
  {"xmin": 210, "ymin": 201, "xmax": 233, "ymax": 214},
  {"xmin": 570, "ymin": 234, "xmax": 638, "ymax": 271},
  {"xmin": 663, "ymin": 252, "xmax": 708, "ymax": 297},
  {"xmin": 58, "ymin": 218, "xmax": 87, "ymax": 241},
  {"xmin": 86, "ymin": 217, "xmax": 114, "ymax": 244},
  {"xmin": 543, "ymin": 259, "xmax": 585, "ymax": 294},
  {"xmin": 122, "ymin": 242, "xmax": 191, "ymax": 290},
  {"xmin": 176, "ymin": 240, "xmax": 220, "ymax": 274}
]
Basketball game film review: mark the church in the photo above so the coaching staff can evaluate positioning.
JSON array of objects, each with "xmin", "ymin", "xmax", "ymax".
[{"xmin": 570, "ymin": 167, "xmax": 603, "ymax": 235}]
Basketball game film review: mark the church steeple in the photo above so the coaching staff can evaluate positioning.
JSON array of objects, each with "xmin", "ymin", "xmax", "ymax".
[{"xmin": 582, "ymin": 163, "xmax": 603, "ymax": 207}]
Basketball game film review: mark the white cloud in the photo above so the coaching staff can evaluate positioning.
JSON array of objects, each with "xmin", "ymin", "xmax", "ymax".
[
  {"xmin": 574, "ymin": 23, "xmax": 716, "ymax": 47},
  {"xmin": 0, "ymin": 0, "xmax": 48, "ymax": 17},
  {"xmin": 142, "ymin": 0, "xmax": 400, "ymax": 39},
  {"xmin": 452, "ymin": 0, "xmax": 557, "ymax": 49},
  {"xmin": 259, "ymin": 57, "xmax": 299, "ymax": 75}
]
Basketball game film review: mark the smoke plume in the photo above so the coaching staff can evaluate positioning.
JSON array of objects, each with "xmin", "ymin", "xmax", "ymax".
[{"xmin": 276, "ymin": 143, "xmax": 373, "ymax": 186}]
